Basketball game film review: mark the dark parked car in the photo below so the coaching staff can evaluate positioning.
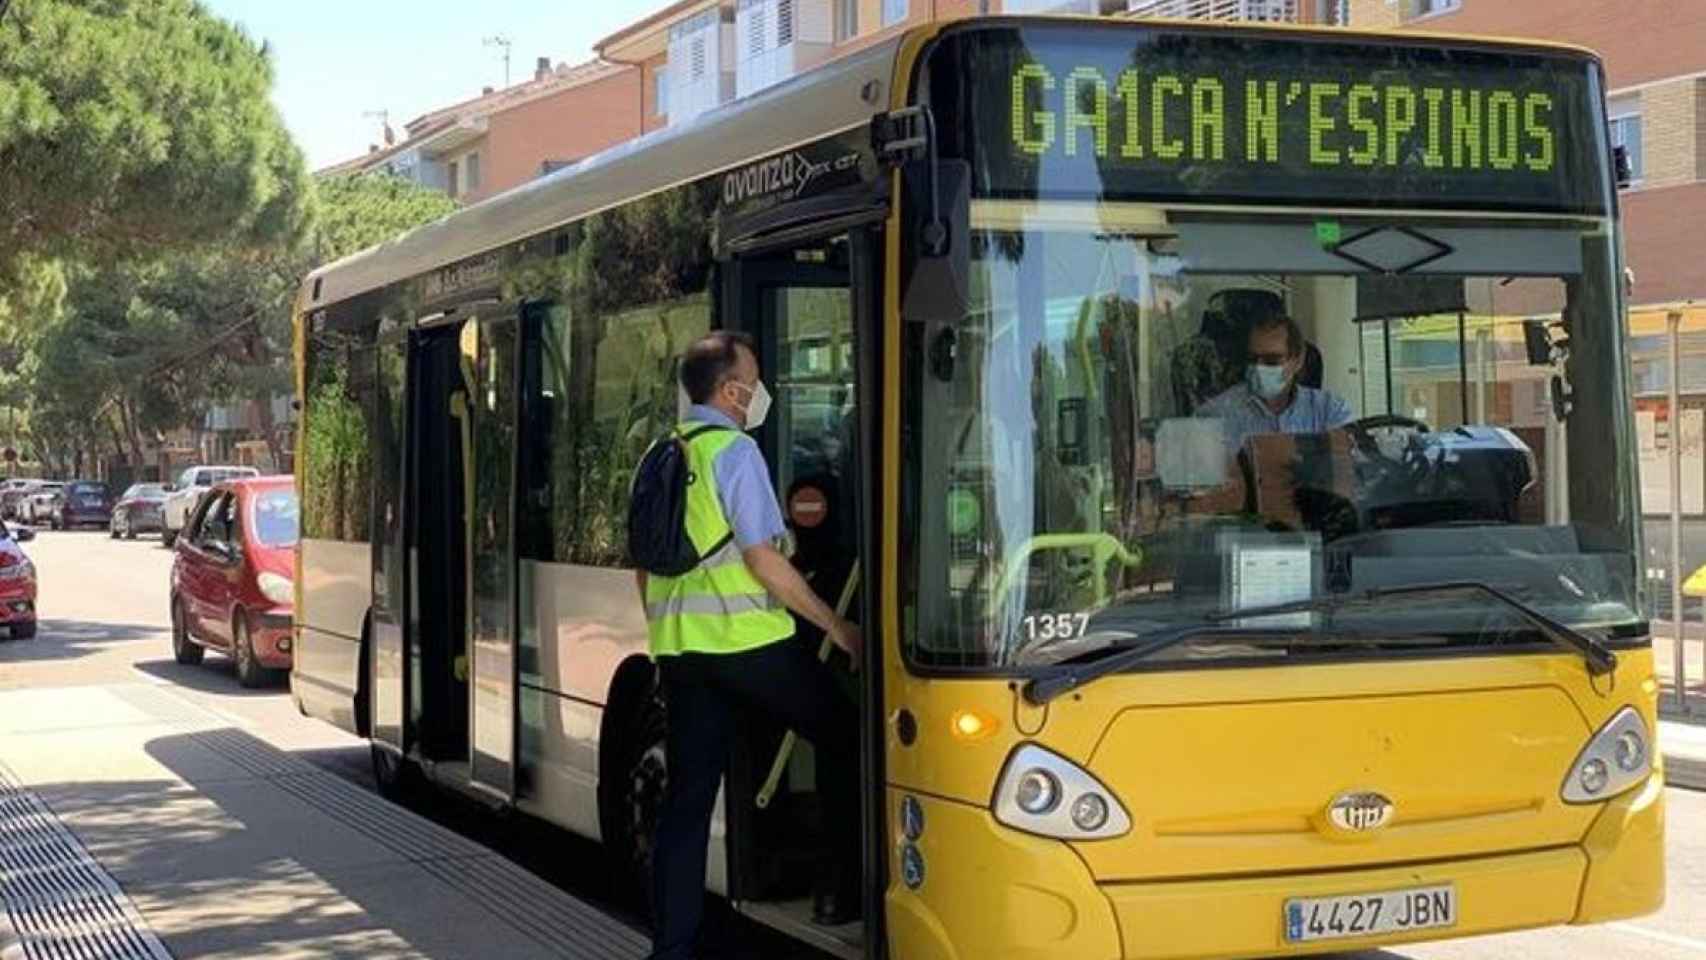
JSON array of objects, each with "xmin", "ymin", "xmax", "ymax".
[
  {"xmin": 56, "ymin": 480, "xmax": 111, "ymax": 530},
  {"xmin": 110, "ymin": 482, "xmax": 170, "ymax": 539},
  {"xmin": 169, "ymin": 476, "xmax": 298, "ymax": 687}
]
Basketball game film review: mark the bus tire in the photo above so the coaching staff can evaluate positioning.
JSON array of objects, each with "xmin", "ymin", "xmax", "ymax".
[
  {"xmin": 370, "ymin": 741, "xmax": 418, "ymax": 800},
  {"xmin": 599, "ymin": 662, "xmax": 668, "ymax": 913}
]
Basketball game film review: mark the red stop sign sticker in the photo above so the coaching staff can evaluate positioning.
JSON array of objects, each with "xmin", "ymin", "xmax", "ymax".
[{"xmin": 788, "ymin": 485, "xmax": 829, "ymax": 529}]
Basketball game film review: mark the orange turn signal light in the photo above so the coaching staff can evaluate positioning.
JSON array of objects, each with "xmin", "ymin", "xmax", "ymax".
[{"xmin": 950, "ymin": 708, "xmax": 999, "ymax": 742}]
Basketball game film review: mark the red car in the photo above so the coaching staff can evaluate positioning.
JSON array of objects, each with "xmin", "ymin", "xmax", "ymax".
[
  {"xmin": 0, "ymin": 520, "xmax": 37, "ymax": 639},
  {"xmin": 169, "ymin": 476, "xmax": 298, "ymax": 686}
]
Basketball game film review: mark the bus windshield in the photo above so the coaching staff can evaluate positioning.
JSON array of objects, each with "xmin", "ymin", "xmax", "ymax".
[
  {"xmin": 901, "ymin": 22, "xmax": 1636, "ymax": 672},
  {"xmin": 904, "ymin": 202, "xmax": 1641, "ymax": 671}
]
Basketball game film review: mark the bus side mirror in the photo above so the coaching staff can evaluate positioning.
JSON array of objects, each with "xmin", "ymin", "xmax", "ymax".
[
  {"xmin": 901, "ymin": 159, "xmax": 971, "ymax": 332},
  {"xmin": 1523, "ymin": 319, "xmax": 1554, "ymax": 366}
]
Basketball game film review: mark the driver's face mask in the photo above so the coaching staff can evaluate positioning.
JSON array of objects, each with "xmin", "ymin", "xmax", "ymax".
[{"xmin": 1248, "ymin": 363, "xmax": 1291, "ymax": 400}]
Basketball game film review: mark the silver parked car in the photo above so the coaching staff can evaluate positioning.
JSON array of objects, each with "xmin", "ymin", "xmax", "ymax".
[{"xmin": 162, "ymin": 466, "xmax": 258, "ymax": 547}]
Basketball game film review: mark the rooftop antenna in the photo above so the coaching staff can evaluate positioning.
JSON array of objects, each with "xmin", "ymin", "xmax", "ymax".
[
  {"xmin": 483, "ymin": 34, "xmax": 513, "ymax": 88},
  {"xmin": 362, "ymin": 109, "xmax": 394, "ymax": 147}
]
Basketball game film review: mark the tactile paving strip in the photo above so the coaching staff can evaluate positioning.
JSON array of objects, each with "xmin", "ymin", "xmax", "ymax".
[{"xmin": 0, "ymin": 765, "xmax": 173, "ymax": 960}]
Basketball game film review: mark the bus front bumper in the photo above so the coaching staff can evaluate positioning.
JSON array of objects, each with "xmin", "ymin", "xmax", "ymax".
[{"xmin": 886, "ymin": 772, "xmax": 1663, "ymax": 960}]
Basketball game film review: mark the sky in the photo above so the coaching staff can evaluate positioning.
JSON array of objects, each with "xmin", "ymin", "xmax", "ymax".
[{"xmin": 202, "ymin": 1, "xmax": 667, "ymax": 170}]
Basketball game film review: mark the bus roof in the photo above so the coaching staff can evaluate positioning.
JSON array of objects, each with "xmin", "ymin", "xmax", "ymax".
[
  {"xmin": 305, "ymin": 36, "xmax": 904, "ymax": 310},
  {"xmin": 302, "ymin": 16, "xmax": 1604, "ymax": 311}
]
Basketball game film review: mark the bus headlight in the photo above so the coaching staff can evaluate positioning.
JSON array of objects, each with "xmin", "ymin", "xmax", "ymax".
[
  {"xmin": 993, "ymin": 744, "xmax": 1130, "ymax": 840},
  {"xmin": 1015, "ymin": 769, "xmax": 1060, "ymax": 815},
  {"xmin": 1561, "ymin": 706, "xmax": 1650, "ymax": 804}
]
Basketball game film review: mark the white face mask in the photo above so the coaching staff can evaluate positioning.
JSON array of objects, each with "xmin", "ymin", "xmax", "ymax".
[
  {"xmin": 1248, "ymin": 363, "xmax": 1291, "ymax": 400},
  {"xmin": 733, "ymin": 379, "xmax": 773, "ymax": 431}
]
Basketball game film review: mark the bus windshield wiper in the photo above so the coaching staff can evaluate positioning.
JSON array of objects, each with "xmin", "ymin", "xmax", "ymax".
[{"xmin": 1023, "ymin": 580, "xmax": 1617, "ymax": 705}]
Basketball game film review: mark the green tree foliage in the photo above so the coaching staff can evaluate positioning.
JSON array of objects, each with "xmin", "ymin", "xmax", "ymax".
[
  {"xmin": 0, "ymin": 0, "xmax": 312, "ymax": 283},
  {"xmin": 15, "ymin": 174, "xmax": 456, "ymax": 478},
  {"xmin": 315, "ymin": 173, "xmax": 459, "ymax": 263}
]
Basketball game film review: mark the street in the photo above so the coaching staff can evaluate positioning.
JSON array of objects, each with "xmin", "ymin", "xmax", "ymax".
[{"xmin": 3, "ymin": 530, "xmax": 1704, "ymax": 960}]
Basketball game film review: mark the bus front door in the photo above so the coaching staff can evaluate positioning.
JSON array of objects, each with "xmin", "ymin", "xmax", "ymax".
[{"xmin": 725, "ymin": 232, "xmax": 873, "ymax": 957}]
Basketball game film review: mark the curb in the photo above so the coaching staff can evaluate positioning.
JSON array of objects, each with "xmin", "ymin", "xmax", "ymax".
[
  {"xmin": 1663, "ymin": 751, "xmax": 1706, "ymax": 791},
  {"xmin": 1659, "ymin": 716, "xmax": 1706, "ymax": 791}
]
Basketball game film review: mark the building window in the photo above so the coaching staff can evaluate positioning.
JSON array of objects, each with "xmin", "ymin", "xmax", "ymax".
[
  {"xmin": 465, "ymin": 152, "xmax": 482, "ymax": 193},
  {"xmin": 836, "ymin": 0, "xmax": 857, "ymax": 41},
  {"xmin": 777, "ymin": 0, "xmax": 794, "ymax": 46},
  {"xmin": 1610, "ymin": 113, "xmax": 1644, "ymax": 184},
  {"xmin": 655, "ymin": 67, "xmax": 669, "ymax": 117},
  {"xmin": 883, "ymin": 0, "xmax": 908, "ymax": 27},
  {"xmin": 447, "ymin": 159, "xmax": 460, "ymax": 198},
  {"xmin": 1410, "ymin": 0, "xmax": 1460, "ymax": 16}
]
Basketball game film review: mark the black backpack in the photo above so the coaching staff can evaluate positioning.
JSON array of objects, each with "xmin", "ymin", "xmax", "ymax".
[{"xmin": 627, "ymin": 423, "xmax": 732, "ymax": 576}]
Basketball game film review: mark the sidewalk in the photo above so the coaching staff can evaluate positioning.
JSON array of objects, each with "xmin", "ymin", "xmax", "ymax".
[
  {"xmin": 0, "ymin": 680, "xmax": 649, "ymax": 960},
  {"xmin": 1652, "ymin": 627, "xmax": 1706, "ymax": 791}
]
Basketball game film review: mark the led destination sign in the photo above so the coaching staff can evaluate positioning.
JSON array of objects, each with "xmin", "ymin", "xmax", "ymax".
[
  {"xmin": 1011, "ymin": 68, "xmax": 1558, "ymax": 175},
  {"xmin": 926, "ymin": 26, "xmax": 1607, "ymax": 213}
]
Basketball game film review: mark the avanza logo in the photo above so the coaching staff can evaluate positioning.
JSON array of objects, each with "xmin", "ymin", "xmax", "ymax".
[
  {"xmin": 1327, "ymin": 791, "xmax": 1394, "ymax": 833},
  {"xmin": 723, "ymin": 152, "xmax": 820, "ymax": 206}
]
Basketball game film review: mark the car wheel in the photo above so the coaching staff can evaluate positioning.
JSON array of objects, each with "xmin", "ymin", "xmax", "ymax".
[
  {"xmin": 600, "ymin": 671, "xmax": 668, "ymax": 914},
  {"xmin": 124, "ymin": 517, "xmax": 137, "ymax": 540},
  {"xmin": 171, "ymin": 598, "xmax": 204, "ymax": 665},
  {"xmin": 10, "ymin": 621, "xmax": 36, "ymax": 640},
  {"xmin": 109, "ymin": 519, "xmax": 120, "ymax": 539},
  {"xmin": 162, "ymin": 528, "xmax": 177, "ymax": 548},
  {"xmin": 233, "ymin": 614, "xmax": 268, "ymax": 688}
]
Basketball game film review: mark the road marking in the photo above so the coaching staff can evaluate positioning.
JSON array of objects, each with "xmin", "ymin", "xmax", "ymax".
[{"xmin": 1610, "ymin": 923, "xmax": 1706, "ymax": 954}]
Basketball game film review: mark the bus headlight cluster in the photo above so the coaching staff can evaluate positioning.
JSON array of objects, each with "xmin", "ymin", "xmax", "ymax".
[
  {"xmin": 1561, "ymin": 706, "xmax": 1651, "ymax": 804},
  {"xmin": 993, "ymin": 744, "xmax": 1130, "ymax": 840}
]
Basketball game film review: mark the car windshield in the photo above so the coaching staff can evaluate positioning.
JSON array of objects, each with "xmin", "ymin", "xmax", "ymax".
[
  {"xmin": 902, "ymin": 203, "xmax": 1641, "ymax": 671},
  {"xmin": 70, "ymin": 483, "xmax": 105, "ymax": 496},
  {"xmin": 251, "ymin": 489, "xmax": 300, "ymax": 548}
]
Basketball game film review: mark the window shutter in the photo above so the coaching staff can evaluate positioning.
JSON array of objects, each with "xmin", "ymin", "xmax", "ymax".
[{"xmin": 778, "ymin": 0, "xmax": 794, "ymax": 45}]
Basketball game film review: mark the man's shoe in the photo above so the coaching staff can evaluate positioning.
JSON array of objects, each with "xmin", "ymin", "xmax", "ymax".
[{"xmin": 811, "ymin": 888, "xmax": 863, "ymax": 926}]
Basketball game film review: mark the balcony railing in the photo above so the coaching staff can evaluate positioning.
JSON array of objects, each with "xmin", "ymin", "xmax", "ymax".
[{"xmin": 1124, "ymin": 0, "xmax": 1299, "ymax": 22}]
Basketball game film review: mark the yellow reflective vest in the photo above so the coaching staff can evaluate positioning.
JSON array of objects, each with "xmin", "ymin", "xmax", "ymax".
[{"xmin": 644, "ymin": 423, "xmax": 794, "ymax": 657}]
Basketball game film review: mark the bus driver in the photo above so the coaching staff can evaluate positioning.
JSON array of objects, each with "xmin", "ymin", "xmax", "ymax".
[{"xmin": 1197, "ymin": 308, "xmax": 1353, "ymax": 450}]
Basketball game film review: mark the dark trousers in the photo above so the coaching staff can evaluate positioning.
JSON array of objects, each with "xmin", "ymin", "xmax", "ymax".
[{"xmin": 648, "ymin": 636, "xmax": 860, "ymax": 960}]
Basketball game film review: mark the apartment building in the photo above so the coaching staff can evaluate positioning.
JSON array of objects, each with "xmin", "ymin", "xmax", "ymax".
[
  {"xmin": 319, "ymin": 57, "xmax": 643, "ymax": 205},
  {"xmin": 594, "ymin": 0, "xmax": 1341, "ymax": 132}
]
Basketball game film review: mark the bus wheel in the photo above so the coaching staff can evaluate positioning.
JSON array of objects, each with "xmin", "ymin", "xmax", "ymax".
[
  {"xmin": 602, "ymin": 676, "xmax": 668, "ymax": 911},
  {"xmin": 371, "ymin": 743, "xmax": 418, "ymax": 800}
]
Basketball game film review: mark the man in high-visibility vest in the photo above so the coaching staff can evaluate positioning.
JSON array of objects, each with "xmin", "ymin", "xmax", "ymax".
[{"xmin": 639, "ymin": 331, "xmax": 863, "ymax": 960}]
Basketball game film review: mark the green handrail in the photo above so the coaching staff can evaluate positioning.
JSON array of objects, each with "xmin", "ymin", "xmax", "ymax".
[{"xmin": 989, "ymin": 532, "xmax": 1144, "ymax": 617}]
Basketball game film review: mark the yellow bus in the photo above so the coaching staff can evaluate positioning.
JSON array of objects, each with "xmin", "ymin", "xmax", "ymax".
[{"xmin": 292, "ymin": 15, "xmax": 1663, "ymax": 959}]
